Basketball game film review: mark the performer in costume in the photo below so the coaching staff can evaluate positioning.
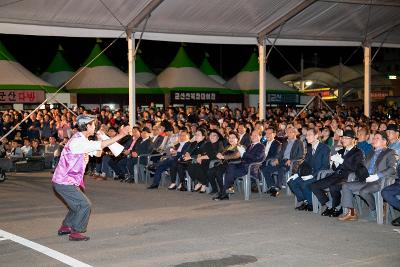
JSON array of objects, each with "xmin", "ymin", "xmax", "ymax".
[{"xmin": 52, "ymin": 115, "xmax": 129, "ymax": 241}]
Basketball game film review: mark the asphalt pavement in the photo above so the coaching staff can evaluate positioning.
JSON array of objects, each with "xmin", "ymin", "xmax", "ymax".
[{"xmin": 0, "ymin": 171, "xmax": 399, "ymax": 267}]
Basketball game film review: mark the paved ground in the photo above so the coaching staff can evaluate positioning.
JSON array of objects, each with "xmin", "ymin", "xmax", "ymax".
[{"xmin": 0, "ymin": 171, "xmax": 399, "ymax": 267}]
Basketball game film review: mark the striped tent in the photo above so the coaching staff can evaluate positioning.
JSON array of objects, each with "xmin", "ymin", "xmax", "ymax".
[
  {"xmin": 0, "ymin": 41, "xmax": 56, "ymax": 92},
  {"xmin": 41, "ymin": 45, "xmax": 74, "ymax": 88},
  {"xmin": 66, "ymin": 42, "xmax": 147, "ymax": 94}
]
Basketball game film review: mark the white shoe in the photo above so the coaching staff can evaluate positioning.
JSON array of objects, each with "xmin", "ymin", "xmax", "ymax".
[{"xmin": 168, "ymin": 183, "xmax": 176, "ymax": 189}]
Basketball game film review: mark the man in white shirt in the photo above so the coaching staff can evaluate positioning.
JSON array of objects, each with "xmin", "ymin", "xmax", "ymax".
[{"xmin": 52, "ymin": 115, "xmax": 129, "ymax": 241}]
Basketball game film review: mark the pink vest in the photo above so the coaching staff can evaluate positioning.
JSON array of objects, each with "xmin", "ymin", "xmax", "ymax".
[{"xmin": 52, "ymin": 132, "xmax": 87, "ymax": 188}]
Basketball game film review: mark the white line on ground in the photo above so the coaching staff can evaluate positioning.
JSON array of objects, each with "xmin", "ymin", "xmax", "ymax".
[
  {"xmin": 0, "ymin": 229, "xmax": 92, "ymax": 267},
  {"xmin": 0, "ymin": 237, "xmax": 8, "ymax": 241}
]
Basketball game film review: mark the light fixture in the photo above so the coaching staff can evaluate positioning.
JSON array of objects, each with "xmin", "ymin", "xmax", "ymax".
[
  {"xmin": 388, "ymin": 75, "xmax": 397, "ymax": 80},
  {"xmin": 305, "ymin": 81, "xmax": 313, "ymax": 86}
]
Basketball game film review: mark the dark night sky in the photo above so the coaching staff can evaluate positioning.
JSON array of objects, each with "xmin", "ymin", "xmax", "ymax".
[{"xmin": 0, "ymin": 34, "xmax": 369, "ymax": 80}]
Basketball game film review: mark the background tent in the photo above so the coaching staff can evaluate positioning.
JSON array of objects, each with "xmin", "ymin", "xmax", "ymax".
[
  {"xmin": 226, "ymin": 52, "xmax": 297, "ymax": 107},
  {"xmin": 66, "ymin": 42, "xmax": 147, "ymax": 94},
  {"xmin": 0, "ymin": 41, "xmax": 55, "ymax": 92},
  {"xmin": 135, "ymin": 53, "xmax": 155, "ymax": 84},
  {"xmin": 199, "ymin": 54, "xmax": 225, "ymax": 85},
  {"xmin": 148, "ymin": 47, "xmax": 226, "ymax": 90},
  {"xmin": 148, "ymin": 47, "xmax": 239, "ymax": 106},
  {"xmin": 41, "ymin": 45, "xmax": 74, "ymax": 88}
]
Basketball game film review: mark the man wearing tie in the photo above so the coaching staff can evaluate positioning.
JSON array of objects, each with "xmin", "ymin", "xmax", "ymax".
[
  {"xmin": 288, "ymin": 128, "xmax": 330, "ymax": 211},
  {"xmin": 147, "ymin": 128, "xmax": 191, "ymax": 189},
  {"xmin": 310, "ymin": 130, "xmax": 364, "ymax": 217},
  {"xmin": 216, "ymin": 130, "xmax": 265, "ymax": 200},
  {"xmin": 339, "ymin": 131, "xmax": 397, "ymax": 221},
  {"xmin": 263, "ymin": 126, "xmax": 304, "ymax": 197}
]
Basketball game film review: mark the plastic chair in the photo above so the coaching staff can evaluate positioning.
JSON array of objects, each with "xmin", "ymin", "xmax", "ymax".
[{"xmin": 234, "ymin": 157, "xmax": 266, "ymax": 201}]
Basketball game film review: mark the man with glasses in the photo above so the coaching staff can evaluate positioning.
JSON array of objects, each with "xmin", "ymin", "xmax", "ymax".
[
  {"xmin": 310, "ymin": 130, "xmax": 364, "ymax": 217},
  {"xmin": 339, "ymin": 131, "xmax": 397, "ymax": 221}
]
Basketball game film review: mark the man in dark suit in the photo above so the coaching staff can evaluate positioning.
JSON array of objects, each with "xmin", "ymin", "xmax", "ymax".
[
  {"xmin": 108, "ymin": 126, "xmax": 140, "ymax": 180},
  {"xmin": 288, "ymin": 128, "xmax": 331, "ymax": 211},
  {"xmin": 382, "ymin": 166, "xmax": 400, "ymax": 226},
  {"xmin": 263, "ymin": 126, "xmax": 304, "ymax": 197},
  {"xmin": 125, "ymin": 127, "xmax": 154, "ymax": 183},
  {"xmin": 148, "ymin": 128, "xmax": 191, "ymax": 189},
  {"xmin": 238, "ymin": 123, "xmax": 251, "ymax": 148},
  {"xmin": 339, "ymin": 131, "xmax": 397, "ymax": 221},
  {"xmin": 261, "ymin": 127, "xmax": 281, "ymax": 186},
  {"xmin": 215, "ymin": 130, "xmax": 265, "ymax": 200},
  {"xmin": 310, "ymin": 130, "xmax": 364, "ymax": 217},
  {"xmin": 150, "ymin": 125, "xmax": 165, "ymax": 152}
]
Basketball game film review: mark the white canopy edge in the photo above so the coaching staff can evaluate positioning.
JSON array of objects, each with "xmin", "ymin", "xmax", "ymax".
[{"xmin": 2, "ymin": 22, "xmax": 400, "ymax": 48}]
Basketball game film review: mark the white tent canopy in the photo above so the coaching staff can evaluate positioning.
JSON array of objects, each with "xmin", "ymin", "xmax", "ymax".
[
  {"xmin": 0, "ymin": 1, "xmax": 399, "ymax": 47},
  {"xmin": 1, "ymin": 0, "xmax": 399, "ymax": 120}
]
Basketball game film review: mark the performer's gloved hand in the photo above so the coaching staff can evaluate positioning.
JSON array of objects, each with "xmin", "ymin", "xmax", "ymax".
[{"xmin": 366, "ymin": 174, "xmax": 379, "ymax": 183}]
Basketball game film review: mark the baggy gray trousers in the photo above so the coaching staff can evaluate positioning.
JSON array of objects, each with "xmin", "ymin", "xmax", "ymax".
[
  {"xmin": 341, "ymin": 181, "xmax": 381, "ymax": 211},
  {"xmin": 53, "ymin": 183, "xmax": 92, "ymax": 232}
]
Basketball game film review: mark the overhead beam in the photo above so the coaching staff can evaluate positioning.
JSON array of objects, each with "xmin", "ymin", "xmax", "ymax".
[
  {"xmin": 127, "ymin": 0, "xmax": 164, "ymax": 30},
  {"xmin": 258, "ymin": 0, "xmax": 317, "ymax": 37},
  {"xmin": 367, "ymin": 21, "xmax": 400, "ymax": 41},
  {"xmin": 321, "ymin": 0, "xmax": 400, "ymax": 8}
]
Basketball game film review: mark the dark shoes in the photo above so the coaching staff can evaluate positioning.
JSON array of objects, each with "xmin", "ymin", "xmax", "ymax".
[
  {"xmin": 147, "ymin": 184, "xmax": 159, "ymax": 189},
  {"xmin": 322, "ymin": 207, "xmax": 343, "ymax": 217},
  {"xmin": 321, "ymin": 207, "xmax": 333, "ymax": 216},
  {"xmin": 295, "ymin": 203, "xmax": 307, "ymax": 210},
  {"xmin": 392, "ymin": 216, "xmax": 400, "ymax": 227},
  {"xmin": 57, "ymin": 225, "xmax": 72, "ymax": 236},
  {"xmin": 266, "ymin": 187, "xmax": 280, "ymax": 197},
  {"xmin": 295, "ymin": 203, "xmax": 314, "ymax": 212},
  {"xmin": 330, "ymin": 208, "xmax": 343, "ymax": 217},
  {"xmin": 69, "ymin": 231, "xmax": 90, "ymax": 241},
  {"xmin": 213, "ymin": 193, "xmax": 229, "ymax": 201}
]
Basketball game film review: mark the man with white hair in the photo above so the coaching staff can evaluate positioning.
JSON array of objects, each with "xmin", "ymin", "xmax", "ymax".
[{"xmin": 52, "ymin": 115, "xmax": 129, "ymax": 241}]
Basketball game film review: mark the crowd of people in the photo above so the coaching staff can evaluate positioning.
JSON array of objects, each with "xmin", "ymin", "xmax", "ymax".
[{"xmin": 1, "ymin": 102, "xmax": 400, "ymax": 227}]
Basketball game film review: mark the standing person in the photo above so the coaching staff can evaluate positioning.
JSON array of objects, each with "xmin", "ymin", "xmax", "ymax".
[{"xmin": 52, "ymin": 115, "xmax": 129, "ymax": 241}]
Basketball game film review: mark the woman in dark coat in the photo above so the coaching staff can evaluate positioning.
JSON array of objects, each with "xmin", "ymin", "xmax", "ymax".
[
  {"xmin": 174, "ymin": 128, "xmax": 207, "ymax": 191},
  {"xmin": 208, "ymin": 131, "xmax": 244, "ymax": 197},
  {"xmin": 187, "ymin": 129, "xmax": 224, "ymax": 193}
]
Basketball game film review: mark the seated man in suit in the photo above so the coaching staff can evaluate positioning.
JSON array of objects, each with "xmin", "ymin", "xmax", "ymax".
[
  {"xmin": 108, "ymin": 126, "xmax": 140, "ymax": 180},
  {"xmin": 147, "ymin": 128, "xmax": 191, "ymax": 189},
  {"xmin": 238, "ymin": 123, "xmax": 251, "ymax": 148},
  {"xmin": 339, "ymin": 131, "xmax": 397, "ymax": 221},
  {"xmin": 310, "ymin": 130, "xmax": 364, "ymax": 217},
  {"xmin": 150, "ymin": 125, "xmax": 165, "ymax": 152},
  {"xmin": 288, "ymin": 128, "xmax": 330, "ymax": 211},
  {"xmin": 263, "ymin": 125, "xmax": 304, "ymax": 197},
  {"xmin": 261, "ymin": 127, "xmax": 281, "ymax": 185},
  {"xmin": 382, "ymin": 165, "xmax": 400, "ymax": 226},
  {"xmin": 125, "ymin": 127, "xmax": 154, "ymax": 183},
  {"xmin": 216, "ymin": 130, "xmax": 265, "ymax": 200}
]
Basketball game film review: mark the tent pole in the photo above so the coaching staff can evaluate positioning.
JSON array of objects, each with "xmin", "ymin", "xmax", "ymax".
[
  {"xmin": 258, "ymin": 37, "xmax": 266, "ymax": 121},
  {"xmin": 127, "ymin": 30, "xmax": 136, "ymax": 126},
  {"xmin": 363, "ymin": 44, "xmax": 371, "ymax": 117}
]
